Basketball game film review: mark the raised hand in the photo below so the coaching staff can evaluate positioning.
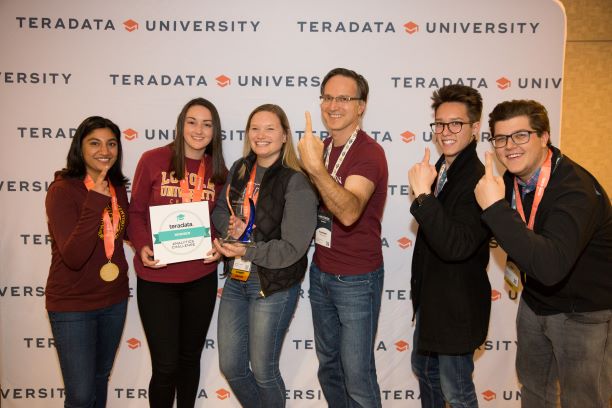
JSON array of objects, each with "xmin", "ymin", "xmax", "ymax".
[
  {"xmin": 298, "ymin": 111, "xmax": 325, "ymax": 175},
  {"xmin": 474, "ymin": 151, "xmax": 505, "ymax": 209},
  {"xmin": 408, "ymin": 147, "xmax": 437, "ymax": 196},
  {"xmin": 92, "ymin": 166, "xmax": 111, "ymax": 196}
]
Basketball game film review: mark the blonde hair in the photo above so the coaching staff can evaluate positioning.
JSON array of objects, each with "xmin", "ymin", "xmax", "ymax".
[{"xmin": 239, "ymin": 104, "xmax": 303, "ymax": 178}]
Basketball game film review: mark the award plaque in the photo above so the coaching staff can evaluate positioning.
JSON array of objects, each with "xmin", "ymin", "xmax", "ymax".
[{"xmin": 149, "ymin": 201, "xmax": 212, "ymax": 264}]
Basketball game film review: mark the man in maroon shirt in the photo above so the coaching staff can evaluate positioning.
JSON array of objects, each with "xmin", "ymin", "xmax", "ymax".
[{"xmin": 299, "ymin": 67, "xmax": 388, "ymax": 408}]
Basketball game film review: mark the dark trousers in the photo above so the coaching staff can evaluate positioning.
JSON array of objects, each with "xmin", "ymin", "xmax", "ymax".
[{"xmin": 137, "ymin": 273, "xmax": 218, "ymax": 408}]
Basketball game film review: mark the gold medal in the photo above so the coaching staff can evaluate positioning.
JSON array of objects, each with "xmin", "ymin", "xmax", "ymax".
[{"xmin": 100, "ymin": 262, "xmax": 119, "ymax": 282}]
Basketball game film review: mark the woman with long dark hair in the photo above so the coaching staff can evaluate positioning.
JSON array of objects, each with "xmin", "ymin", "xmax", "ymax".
[
  {"xmin": 45, "ymin": 115, "xmax": 130, "ymax": 407},
  {"xmin": 128, "ymin": 97, "xmax": 227, "ymax": 407}
]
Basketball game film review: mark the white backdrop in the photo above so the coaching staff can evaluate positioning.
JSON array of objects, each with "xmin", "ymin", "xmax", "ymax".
[{"xmin": 0, "ymin": 0, "xmax": 566, "ymax": 406}]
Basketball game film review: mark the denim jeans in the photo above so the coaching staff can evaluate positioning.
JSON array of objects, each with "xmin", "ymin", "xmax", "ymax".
[
  {"xmin": 217, "ymin": 272, "xmax": 300, "ymax": 408},
  {"xmin": 309, "ymin": 262, "xmax": 384, "ymax": 408},
  {"xmin": 516, "ymin": 299, "xmax": 612, "ymax": 407},
  {"xmin": 48, "ymin": 300, "xmax": 127, "ymax": 408},
  {"xmin": 411, "ymin": 314, "xmax": 478, "ymax": 408}
]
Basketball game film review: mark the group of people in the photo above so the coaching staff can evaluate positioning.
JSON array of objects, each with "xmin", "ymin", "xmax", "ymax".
[{"xmin": 44, "ymin": 67, "xmax": 611, "ymax": 408}]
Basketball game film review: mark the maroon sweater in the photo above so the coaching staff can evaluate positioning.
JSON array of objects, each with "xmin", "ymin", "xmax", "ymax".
[
  {"xmin": 45, "ymin": 175, "xmax": 130, "ymax": 312},
  {"xmin": 128, "ymin": 146, "xmax": 222, "ymax": 283}
]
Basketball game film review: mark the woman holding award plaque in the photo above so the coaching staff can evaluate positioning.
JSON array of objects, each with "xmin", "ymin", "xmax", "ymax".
[
  {"xmin": 212, "ymin": 104, "xmax": 318, "ymax": 408},
  {"xmin": 45, "ymin": 116, "xmax": 130, "ymax": 407},
  {"xmin": 128, "ymin": 98, "xmax": 227, "ymax": 408}
]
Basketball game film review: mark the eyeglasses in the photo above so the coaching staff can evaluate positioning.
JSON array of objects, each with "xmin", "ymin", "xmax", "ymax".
[
  {"xmin": 489, "ymin": 130, "xmax": 538, "ymax": 148},
  {"xmin": 319, "ymin": 95, "xmax": 362, "ymax": 104},
  {"xmin": 429, "ymin": 121, "xmax": 473, "ymax": 135}
]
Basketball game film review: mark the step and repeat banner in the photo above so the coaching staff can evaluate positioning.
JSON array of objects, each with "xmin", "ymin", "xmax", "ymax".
[{"xmin": 0, "ymin": 0, "xmax": 565, "ymax": 406}]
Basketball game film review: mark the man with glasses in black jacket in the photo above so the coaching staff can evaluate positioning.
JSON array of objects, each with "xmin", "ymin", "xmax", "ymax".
[
  {"xmin": 409, "ymin": 84, "xmax": 491, "ymax": 407},
  {"xmin": 475, "ymin": 99, "xmax": 612, "ymax": 407}
]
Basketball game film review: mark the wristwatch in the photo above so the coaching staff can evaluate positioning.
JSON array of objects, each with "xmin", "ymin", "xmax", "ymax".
[{"xmin": 416, "ymin": 193, "xmax": 432, "ymax": 206}]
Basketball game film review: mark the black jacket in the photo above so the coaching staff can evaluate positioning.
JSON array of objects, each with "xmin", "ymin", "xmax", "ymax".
[
  {"xmin": 410, "ymin": 141, "xmax": 491, "ymax": 354},
  {"xmin": 482, "ymin": 146, "xmax": 612, "ymax": 313},
  {"xmin": 225, "ymin": 154, "xmax": 308, "ymax": 297}
]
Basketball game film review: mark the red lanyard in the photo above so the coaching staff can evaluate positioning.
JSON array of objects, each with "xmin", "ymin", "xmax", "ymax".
[
  {"xmin": 226, "ymin": 165, "xmax": 259, "ymax": 220},
  {"xmin": 513, "ymin": 149, "xmax": 552, "ymax": 230},
  {"xmin": 179, "ymin": 159, "xmax": 206, "ymax": 203},
  {"xmin": 243, "ymin": 165, "xmax": 259, "ymax": 217},
  {"xmin": 84, "ymin": 175, "xmax": 120, "ymax": 262}
]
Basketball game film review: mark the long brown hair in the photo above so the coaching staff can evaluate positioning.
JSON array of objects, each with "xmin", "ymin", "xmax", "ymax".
[{"xmin": 169, "ymin": 97, "xmax": 227, "ymax": 183}]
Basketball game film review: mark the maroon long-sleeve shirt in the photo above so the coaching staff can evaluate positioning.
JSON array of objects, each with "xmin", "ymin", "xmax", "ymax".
[
  {"xmin": 45, "ymin": 175, "xmax": 129, "ymax": 312},
  {"xmin": 128, "ymin": 146, "xmax": 222, "ymax": 283}
]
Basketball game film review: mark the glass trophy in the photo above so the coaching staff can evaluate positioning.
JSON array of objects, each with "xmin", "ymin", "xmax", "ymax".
[{"xmin": 222, "ymin": 185, "xmax": 256, "ymax": 246}]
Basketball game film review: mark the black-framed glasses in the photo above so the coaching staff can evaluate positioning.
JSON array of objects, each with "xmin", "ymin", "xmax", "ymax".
[
  {"xmin": 429, "ymin": 121, "xmax": 473, "ymax": 135},
  {"xmin": 319, "ymin": 95, "xmax": 362, "ymax": 104},
  {"xmin": 489, "ymin": 130, "xmax": 538, "ymax": 148}
]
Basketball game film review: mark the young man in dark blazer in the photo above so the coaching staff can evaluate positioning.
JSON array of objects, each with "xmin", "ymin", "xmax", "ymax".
[{"xmin": 409, "ymin": 84, "xmax": 491, "ymax": 407}]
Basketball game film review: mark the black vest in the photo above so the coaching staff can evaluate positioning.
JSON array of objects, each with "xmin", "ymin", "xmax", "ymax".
[{"xmin": 225, "ymin": 154, "xmax": 308, "ymax": 296}]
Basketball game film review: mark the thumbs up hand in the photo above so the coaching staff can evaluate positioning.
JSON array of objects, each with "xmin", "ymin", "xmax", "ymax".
[
  {"xmin": 298, "ymin": 111, "xmax": 325, "ymax": 176},
  {"xmin": 475, "ymin": 151, "xmax": 505, "ymax": 209},
  {"xmin": 408, "ymin": 147, "xmax": 437, "ymax": 196}
]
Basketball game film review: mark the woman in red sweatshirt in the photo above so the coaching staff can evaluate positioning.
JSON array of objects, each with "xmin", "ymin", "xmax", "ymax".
[
  {"xmin": 45, "ymin": 116, "xmax": 130, "ymax": 407},
  {"xmin": 128, "ymin": 98, "xmax": 227, "ymax": 408}
]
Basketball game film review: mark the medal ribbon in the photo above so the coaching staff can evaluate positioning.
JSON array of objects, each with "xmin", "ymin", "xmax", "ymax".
[
  {"xmin": 180, "ymin": 159, "xmax": 206, "ymax": 203},
  {"xmin": 513, "ymin": 149, "xmax": 552, "ymax": 230},
  {"xmin": 324, "ymin": 127, "xmax": 359, "ymax": 180},
  {"xmin": 84, "ymin": 175, "xmax": 120, "ymax": 262}
]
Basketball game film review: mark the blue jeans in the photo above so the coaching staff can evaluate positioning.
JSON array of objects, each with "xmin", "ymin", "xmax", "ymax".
[
  {"xmin": 48, "ymin": 300, "xmax": 127, "ymax": 408},
  {"xmin": 516, "ymin": 299, "xmax": 612, "ymax": 407},
  {"xmin": 309, "ymin": 262, "xmax": 384, "ymax": 408},
  {"xmin": 411, "ymin": 314, "xmax": 478, "ymax": 408},
  {"xmin": 217, "ymin": 272, "xmax": 300, "ymax": 408}
]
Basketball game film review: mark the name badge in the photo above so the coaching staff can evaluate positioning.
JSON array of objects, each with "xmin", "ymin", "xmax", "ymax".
[
  {"xmin": 504, "ymin": 260, "xmax": 522, "ymax": 292},
  {"xmin": 315, "ymin": 210, "xmax": 333, "ymax": 248},
  {"xmin": 230, "ymin": 256, "xmax": 252, "ymax": 282}
]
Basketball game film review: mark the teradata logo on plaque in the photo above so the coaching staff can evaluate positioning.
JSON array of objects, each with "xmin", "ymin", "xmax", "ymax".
[{"xmin": 150, "ymin": 202, "xmax": 212, "ymax": 265}]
